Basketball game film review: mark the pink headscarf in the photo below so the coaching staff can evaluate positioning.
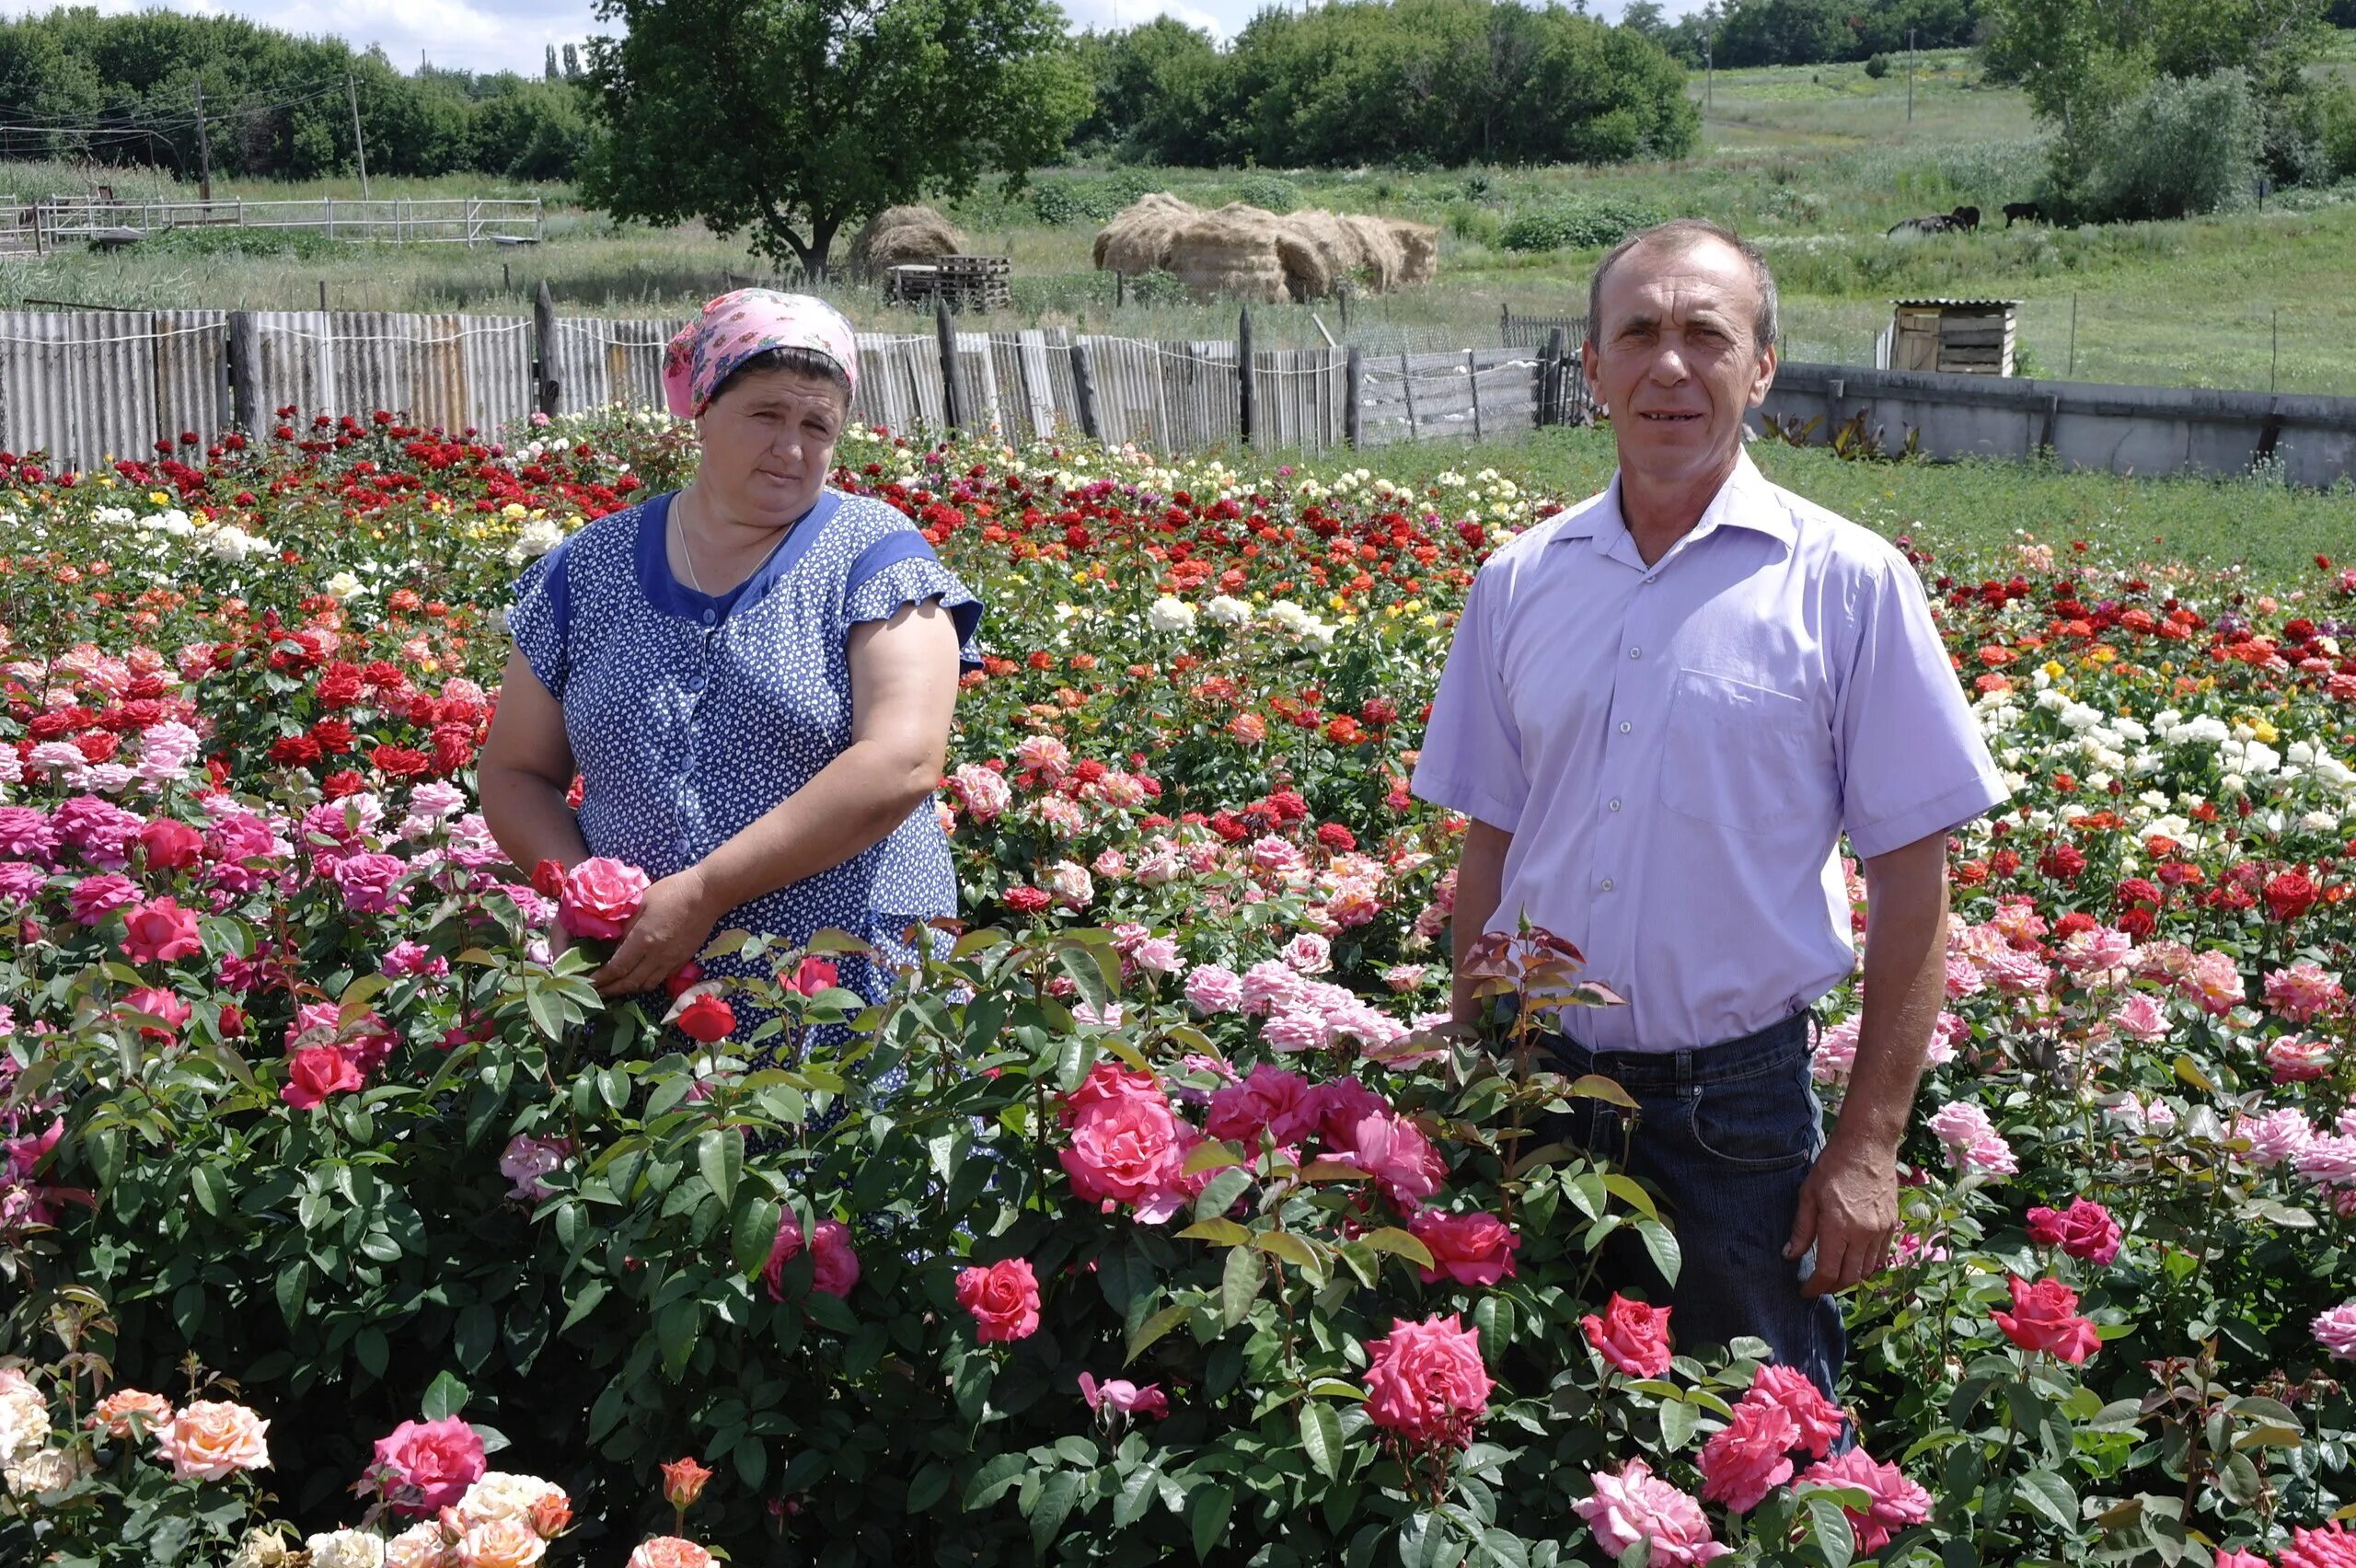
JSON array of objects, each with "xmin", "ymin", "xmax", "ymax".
[{"xmin": 662, "ymin": 289, "xmax": 860, "ymax": 421}]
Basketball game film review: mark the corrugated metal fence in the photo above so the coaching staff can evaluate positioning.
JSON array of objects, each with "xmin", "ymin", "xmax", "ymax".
[{"xmin": 0, "ymin": 306, "xmax": 1589, "ymax": 469}]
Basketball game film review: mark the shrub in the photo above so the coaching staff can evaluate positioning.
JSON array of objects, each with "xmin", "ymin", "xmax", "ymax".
[
  {"xmin": 2323, "ymin": 85, "xmax": 2356, "ymax": 181},
  {"xmin": 2073, "ymin": 69, "xmax": 2265, "ymax": 223},
  {"xmin": 1496, "ymin": 195, "xmax": 1665, "ymax": 253},
  {"xmin": 1236, "ymin": 173, "xmax": 1300, "ymax": 214},
  {"xmin": 1029, "ymin": 179, "xmax": 1085, "ymax": 225},
  {"xmin": 1865, "ymin": 52, "xmax": 1891, "ymax": 80}
]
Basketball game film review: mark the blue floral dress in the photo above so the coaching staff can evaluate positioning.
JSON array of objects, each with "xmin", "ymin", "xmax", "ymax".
[{"xmin": 504, "ymin": 487, "xmax": 982, "ymax": 1062}]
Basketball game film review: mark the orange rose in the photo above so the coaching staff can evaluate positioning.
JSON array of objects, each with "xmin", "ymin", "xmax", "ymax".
[
  {"xmin": 153, "ymin": 1399, "xmax": 271, "ymax": 1481},
  {"xmin": 88, "ymin": 1389, "xmax": 173, "ymax": 1439},
  {"xmin": 626, "ymin": 1539, "xmax": 715, "ymax": 1568}
]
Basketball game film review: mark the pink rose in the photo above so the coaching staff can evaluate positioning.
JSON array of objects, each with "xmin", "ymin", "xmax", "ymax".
[
  {"xmin": 2025, "ymin": 1197, "xmax": 2123, "ymax": 1265},
  {"xmin": 1748, "ymin": 1363, "xmax": 1844, "ymax": 1459},
  {"xmin": 332, "ymin": 851, "xmax": 410, "ymax": 915},
  {"xmin": 120, "ymin": 986, "xmax": 192, "ymax": 1038},
  {"xmin": 1057, "ymin": 1061, "xmax": 1164, "ymax": 1124},
  {"xmin": 154, "ymin": 1399, "xmax": 271, "ymax": 1481},
  {"xmin": 282, "ymin": 1044, "xmax": 366, "ymax": 1109},
  {"xmin": 1796, "ymin": 1447, "xmax": 1931, "ymax": 1554},
  {"xmin": 498, "ymin": 1134, "xmax": 573, "ymax": 1202},
  {"xmin": 1407, "ymin": 1208, "xmax": 1519, "ymax": 1286},
  {"xmin": 1697, "ymin": 1392, "xmax": 1799, "ymax": 1513},
  {"xmin": 1078, "ymin": 1372, "xmax": 1169, "ymax": 1421},
  {"xmin": 1363, "ymin": 1312, "xmax": 1494, "ymax": 1450},
  {"xmin": 627, "ymin": 1540, "xmax": 715, "ymax": 1568},
  {"xmin": 1575, "ymin": 1458, "xmax": 1727, "ymax": 1566},
  {"xmin": 1203, "ymin": 1064, "xmax": 1318, "ymax": 1147},
  {"xmin": 955, "ymin": 1257, "xmax": 1042, "ymax": 1343},
  {"xmin": 1324, "ymin": 1109, "xmax": 1445, "ymax": 1210},
  {"xmin": 764, "ymin": 1214, "xmax": 861, "ymax": 1300},
  {"xmin": 1059, "ymin": 1092, "xmax": 1186, "ymax": 1216},
  {"xmin": 120, "ymin": 896, "xmax": 202, "ymax": 963},
  {"xmin": 1992, "ymin": 1274, "xmax": 2103, "ymax": 1363},
  {"xmin": 1579, "ymin": 1293, "xmax": 1673, "ymax": 1378},
  {"xmin": 373, "ymin": 1415, "xmax": 488, "ymax": 1515},
  {"xmin": 788, "ymin": 956, "xmax": 838, "ymax": 996},
  {"xmin": 559, "ymin": 857, "xmax": 650, "ymax": 940}
]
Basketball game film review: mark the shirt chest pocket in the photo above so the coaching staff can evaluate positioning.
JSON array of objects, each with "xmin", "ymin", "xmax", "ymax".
[{"xmin": 1658, "ymin": 668, "xmax": 1822, "ymax": 833}]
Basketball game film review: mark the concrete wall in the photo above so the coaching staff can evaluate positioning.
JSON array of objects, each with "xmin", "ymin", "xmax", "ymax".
[{"xmin": 1756, "ymin": 363, "xmax": 2356, "ymax": 489}]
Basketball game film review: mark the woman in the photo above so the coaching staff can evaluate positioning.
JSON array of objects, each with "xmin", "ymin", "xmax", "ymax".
[{"xmin": 480, "ymin": 290, "xmax": 981, "ymax": 1048}]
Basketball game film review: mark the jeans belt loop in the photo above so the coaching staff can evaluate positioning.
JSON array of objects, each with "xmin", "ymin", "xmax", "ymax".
[{"xmin": 1675, "ymin": 1047, "xmax": 1694, "ymax": 1096}]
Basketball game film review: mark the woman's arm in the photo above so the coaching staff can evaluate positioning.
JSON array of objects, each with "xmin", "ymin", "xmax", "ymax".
[
  {"xmin": 589, "ymin": 598, "xmax": 962, "ymax": 997},
  {"xmin": 479, "ymin": 649, "xmax": 592, "ymax": 880}
]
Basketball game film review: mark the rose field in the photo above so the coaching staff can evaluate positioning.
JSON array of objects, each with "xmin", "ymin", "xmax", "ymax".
[{"xmin": 1, "ymin": 409, "xmax": 2355, "ymax": 1568}]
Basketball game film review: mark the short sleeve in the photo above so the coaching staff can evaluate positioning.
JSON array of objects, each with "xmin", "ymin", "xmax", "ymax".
[
  {"xmin": 503, "ymin": 540, "xmax": 571, "ymax": 702},
  {"xmin": 1834, "ymin": 559, "xmax": 2009, "ymax": 858},
  {"xmin": 844, "ymin": 530, "xmax": 984, "ymax": 672},
  {"xmin": 1410, "ymin": 567, "xmax": 1529, "ymax": 832}
]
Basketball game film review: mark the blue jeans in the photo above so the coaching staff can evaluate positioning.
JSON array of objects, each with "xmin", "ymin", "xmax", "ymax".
[{"xmin": 1541, "ymin": 1010, "xmax": 1846, "ymax": 1401}]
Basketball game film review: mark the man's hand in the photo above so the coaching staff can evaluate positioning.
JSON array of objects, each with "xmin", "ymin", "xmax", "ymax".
[
  {"xmin": 1784, "ymin": 1135, "xmax": 1900, "ymax": 1297},
  {"xmin": 591, "ymin": 868, "xmax": 724, "ymax": 997}
]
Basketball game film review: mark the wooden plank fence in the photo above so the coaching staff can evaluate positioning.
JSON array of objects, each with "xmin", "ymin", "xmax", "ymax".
[{"xmin": 0, "ymin": 303, "xmax": 1593, "ymax": 469}]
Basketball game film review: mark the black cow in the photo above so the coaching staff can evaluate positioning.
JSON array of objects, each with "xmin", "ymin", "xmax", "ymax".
[
  {"xmin": 2003, "ymin": 201, "xmax": 2044, "ymax": 226},
  {"xmin": 1949, "ymin": 205, "xmax": 1981, "ymax": 232}
]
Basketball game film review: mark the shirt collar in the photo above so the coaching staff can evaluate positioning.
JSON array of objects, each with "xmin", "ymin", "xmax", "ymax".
[{"xmin": 1548, "ymin": 450, "xmax": 1795, "ymax": 559}]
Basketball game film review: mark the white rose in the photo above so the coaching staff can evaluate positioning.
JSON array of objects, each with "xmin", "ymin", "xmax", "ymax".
[
  {"xmin": 0, "ymin": 1371, "xmax": 49, "ymax": 1465},
  {"xmin": 507, "ymin": 518, "xmax": 564, "ymax": 563},
  {"xmin": 1145, "ymin": 596, "xmax": 1196, "ymax": 634},
  {"xmin": 1206, "ymin": 594, "xmax": 1251, "ymax": 625},
  {"xmin": 6, "ymin": 1445, "xmax": 88, "ymax": 1497},
  {"xmin": 305, "ymin": 1530, "xmax": 387, "ymax": 1568},
  {"xmin": 324, "ymin": 571, "xmax": 364, "ymax": 600}
]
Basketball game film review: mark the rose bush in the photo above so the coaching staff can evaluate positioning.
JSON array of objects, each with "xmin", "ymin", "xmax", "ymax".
[{"xmin": 0, "ymin": 407, "xmax": 2350, "ymax": 1562}]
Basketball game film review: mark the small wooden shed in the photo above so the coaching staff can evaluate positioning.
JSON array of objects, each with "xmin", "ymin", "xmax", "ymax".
[{"xmin": 1889, "ymin": 298, "xmax": 2021, "ymax": 376}]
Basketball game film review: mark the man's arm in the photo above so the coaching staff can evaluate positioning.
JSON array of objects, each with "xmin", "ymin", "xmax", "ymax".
[
  {"xmin": 1784, "ymin": 828, "xmax": 1950, "ymax": 1296},
  {"xmin": 1449, "ymin": 820, "xmax": 1513, "ymax": 1026}
]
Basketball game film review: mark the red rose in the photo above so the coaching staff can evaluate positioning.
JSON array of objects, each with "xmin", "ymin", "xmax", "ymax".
[
  {"xmin": 530, "ymin": 859, "xmax": 569, "ymax": 899},
  {"xmin": 1003, "ymin": 885, "xmax": 1052, "ymax": 915},
  {"xmin": 676, "ymin": 994, "xmax": 734, "ymax": 1043},
  {"xmin": 665, "ymin": 962, "xmax": 703, "ymax": 998},
  {"xmin": 2037, "ymin": 844, "xmax": 2087, "ymax": 880},
  {"xmin": 789, "ymin": 956, "xmax": 838, "ymax": 997},
  {"xmin": 137, "ymin": 818, "xmax": 204, "ymax": 871},
  {"xmin": 2024, "ymin": 1198, "xmax": 2122, "ymax": 1265},
  {"xmin": 1579, "ymin": 1293, "xmax": 1673, "ymax": 1378},
  {"xmin": 1992, "ymin": 1274, "xmax": 2102, "ymax": 1363},
  {"xmin": 1407, "ymin": 1208, "xmax": 1520, "ymax": 1286},
  {"xmin": 954, "ymin": 1257, "xmax": 1042, "ymax": 1344},
  {"xmin": 1364, "ymin": 1313, "xmax": 1494, "ymax": 1450},
  {"xmin": 559, "ymin": 857, "xmax": 650, "ymax": 940},
  {"xmin": 281, "ymin": 1044, "xmax": 364, "ymax": 1109},
  {"xmin": 2265, "ymin": 871, "xmax": 2318, "ymax": 924},
  {"xmin": 120, "ymin": 897, "xmax": 203, "ymax": 964}
]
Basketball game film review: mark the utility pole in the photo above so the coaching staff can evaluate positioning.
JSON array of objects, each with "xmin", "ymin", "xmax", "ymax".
[
  {"xmin": 1703, "ymin": 38, "xmax": 1713, "ymax": 112},
  {"xmin": 346, "ymin": 73, "xmax": 372, "ymax": 199},
  {"xmin": 1906, "ymin": 29, "xmax": 1915, "ymax": 122},
  {"xmin": 191, "ymin": 79, "xmax": 214, "ymax": 204}
]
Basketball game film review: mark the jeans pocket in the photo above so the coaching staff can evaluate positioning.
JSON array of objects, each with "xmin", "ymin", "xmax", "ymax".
[{"xmin": 1680, "ymin": 1062, "xmax": 1821, "ymax": 1171}]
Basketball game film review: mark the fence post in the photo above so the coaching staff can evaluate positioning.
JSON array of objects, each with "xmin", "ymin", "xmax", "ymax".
[
  {"xmin": 1399, "ymin": 352, "xmax": 1418, "ymax": 439},
  {"xmin": 1237, "ymin": 306, "xmax": 1254, "ymax": 449},
  {"xmin": 1499, "ymin": 302, "xmax": 1510, "ymax": 343},
  {"xmin": 1345, "ymin": 347, "xmax": 1363, "ymax": 449},
  {"xmin": 1541, "ymin": 327, "xmax": 1567, "ymax": 427},
  {"xmin": 534, "ymin": 281, "xmax": 560, "ymax": 417},
  {"xmin": 1069, "ymin": 336, "xmax": 1102, "ymax": 441},
  {"xmin": 1466, "ymin": 350, "xmax": 1484, "ymax": 441},
  {"xmin": 227, "ymin": 311, "xmax": 260, "ymax": 433},
  {"xmin": 936, "ymin": 295, "xmax": 967, "ymax": 433}
]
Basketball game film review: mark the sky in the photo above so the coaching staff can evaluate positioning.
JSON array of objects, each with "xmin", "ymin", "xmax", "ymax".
[{"xmin": 0, "ymin": 0, "xmax": 1712, "ymax": 78}]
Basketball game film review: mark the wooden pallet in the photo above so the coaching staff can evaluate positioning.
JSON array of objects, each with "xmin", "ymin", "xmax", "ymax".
[{"xmin": 887, "ymin": 255, "xmax": 1012, "ymax": 313}]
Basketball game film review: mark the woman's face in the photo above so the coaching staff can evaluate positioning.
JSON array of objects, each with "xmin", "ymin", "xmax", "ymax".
[{"xmin": 694, "ymin": 369, "xmax": 847, "ymax": 528}]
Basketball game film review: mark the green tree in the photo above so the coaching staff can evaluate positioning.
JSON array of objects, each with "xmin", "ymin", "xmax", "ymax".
[{"xmin": 580, "ymin": 0, "xmax": 1088, "ymax": 277}]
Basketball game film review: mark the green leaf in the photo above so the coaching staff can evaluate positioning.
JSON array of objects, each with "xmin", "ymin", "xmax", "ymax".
[
  {"xmin": 697, "ymin": 1128, "xmax": 740, "ymax": 1206},
  {"xmin": 1221, "ymin": 1245, "xmax": 1265, "ymax": 1329},
  {"xmin": 1600, "ymin": 1173, "xmax": 1658, "ymax": 1221},
  {"xmin": 2014, "ymin": 1469, "xmax": 2077, "ymax": 1529},
  {"xmin": 1253, "ymin": 1230, "xmax": 1321, "ymax": 1270},
  {"xmin": 1114, "ymin": 1464, "xmax": 1161, "ymax": 1528},
  {"xmin": 1183, "ymin": 1139, "xmax": 1247, "ymax": 1175},
  {"xmin": 1658, "ymin": 1397, "xmax": 1698, "ymax": 1450},
  {"xmin": 1193, "ymin": 1167, "xmax": 1253, "ymax": 1223},
  {"xmin": 274, "ymin": 1262, "xmax": 309, "ymax": 1326},
  {"xmin": 1127, "ymin": 1303, "xmax": 1190, "ymax": 1364},
  {"xmin": 733, "ymin": 1195, "xmax": 781, "ymax": 1277},
  {"xmin": 1567, "ymin": 1073, "xmax": 1636, "ymax": 1109},
  {"xmin": 1055, "ymin": 1032, "xmax": 1099, "ymax": 1093},
  {"xmin": 453, "ymin": 1304, "xmax": 496, "ymax": 1374},
  {"xmin": 1177, "ymin": 1217, "xmax": 1252, "ymax": 1246},
  {"xmin": 1058, "ymin": 943, "xmax": 1115, "ymax": 1012},
  {"xmin": 1806, "ymin": 1496, "xmax": 1854, "ymax": 1568},
  {"xmin": 191, "ymin": 1163, "xmax": 230, "ymax": 1218},
  {"xmin": 964, "ymin": 1452, "xmax": 1028, "ymax": 1510},
  {"xmin": 1033, "ymin": 1469, "xmax": 1081, "ymax": 1556},
  {"xmin": 421, "ymin": 1371, "xmax": 470, "ymax": 1422},
  {"xmin": 906, "ymin": 1461, "xmax": 952, "ymax": 1514},
  {"xmin": 1190, "ymin": 1482, "xmax": 1233, "ymax": 1562},
  {"xmin": 1358, "ymin": 1227, "xmax": 1435, "ymax": 1271},
  {"xmin": 559, "ymin": 1280, "xmax": 608, "ymax": 1332},
  {"xmin": 1634, "ymin": 1218, "xmax": 1681, "ymax": 1286},
  {"xmin": 1299, "ymin": 1401, "xmax": 1345, "ymax": 1479}
]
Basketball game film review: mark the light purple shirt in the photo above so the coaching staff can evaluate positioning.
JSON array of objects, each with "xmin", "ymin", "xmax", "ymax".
[{"xmin": 1412, "ymin": 453, "xmax": 2007, "ymax": 1052}]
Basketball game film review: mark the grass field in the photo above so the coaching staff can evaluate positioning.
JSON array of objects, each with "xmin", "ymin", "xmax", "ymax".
[
  {"xmin": 1354, "ymin": 426, "xmax": 2356, "ymax": 583},
  {"xmin": 1, "ymin": 40, "xmax": 2353, "ymax": 397}
]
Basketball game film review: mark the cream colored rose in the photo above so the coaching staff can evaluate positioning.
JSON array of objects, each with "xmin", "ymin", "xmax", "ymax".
[
  {"xmin": 226, "ymin": 1525, "xmax": 302, "ymax": 1568},
  {"xmin": 154, "ymin": 1399, "xmax": 271, "ymax": 1481},
  {"xmin": 306, "ymin": 1528, "xmax": 388, "ymax": 1568},
  {"xmin": 384, "ymin": 1521, "xmax": 455, "ymax": 1568},
  {"xmin": 5, "ymin": 1444, "xmax": 89, "ymax": 1496},
  {"xmin": 626, "ymin": 1540, "xmax": 715, "ymax": 1568},
  {"xmin": 453, "ymin": 1517, "xmax": 546, "ymax": 1568},
  {"xmin": 454, "ymin": 1470, "xmax": 565, "ymax": 1528},
  {"xmin": 0, "ymin": 1368, "xmax": 51, "ymax": 1465}
]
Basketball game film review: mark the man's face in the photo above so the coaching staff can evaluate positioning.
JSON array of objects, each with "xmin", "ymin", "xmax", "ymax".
[{"xmin": 1582, "ymin": 238, "xmax": 1776, "ymax": 491}]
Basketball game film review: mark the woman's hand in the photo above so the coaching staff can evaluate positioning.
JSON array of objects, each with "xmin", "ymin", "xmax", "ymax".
[{"xmin": 591, "ymin": 868, "xmax": 726, "ymax": 997}]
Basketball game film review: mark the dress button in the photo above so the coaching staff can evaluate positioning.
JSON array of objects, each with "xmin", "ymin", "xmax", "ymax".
[
  {"xmin": 1618, "ymin": 721, "xmax": 1632, "ymax": 734},
  {"xmin": 700, "ymin": 608, "xmax": 716, "ymax": 627}
]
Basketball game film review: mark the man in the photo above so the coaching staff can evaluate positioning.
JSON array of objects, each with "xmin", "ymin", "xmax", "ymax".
[{"xmin": 1412, "ymin": 219, "xmax": 2005, "ymax": 1396}]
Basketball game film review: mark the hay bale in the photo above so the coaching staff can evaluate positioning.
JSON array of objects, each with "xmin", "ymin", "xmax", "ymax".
[
  {"xmin": 1092, "ymin": 191, "xmax": 1201, "ymax": 276},
  {"xmin": 849, "ymin": 205, "xmax": 965, "ymax": 276},
  {"xmin": 1162, "ymin": 203, "xmax": 1292, "ymax": 304},
  {"xmin": 1387, "ymin": 219, "xmax": 1440, "ymax": 286}
]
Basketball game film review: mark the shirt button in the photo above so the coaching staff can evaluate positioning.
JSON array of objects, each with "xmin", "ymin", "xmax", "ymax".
[
  {"xmin": 1618, "ymin": 721, "xmax": 1632, "ymax": 734},
  {"xmin": 700, "ymin": 608, "xmax": 716, "ymax": 627},
  {"xmin": 1609, "ymin": 799, "xmax": 1622, "ymax": 813},
  {"xmin": 1600, "ymin": 878, "xmax": 1615, "ymax": 893},
  {"xmin": 1628, "ymin": 646, "xmax": 1641, "ymax": 660}
]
